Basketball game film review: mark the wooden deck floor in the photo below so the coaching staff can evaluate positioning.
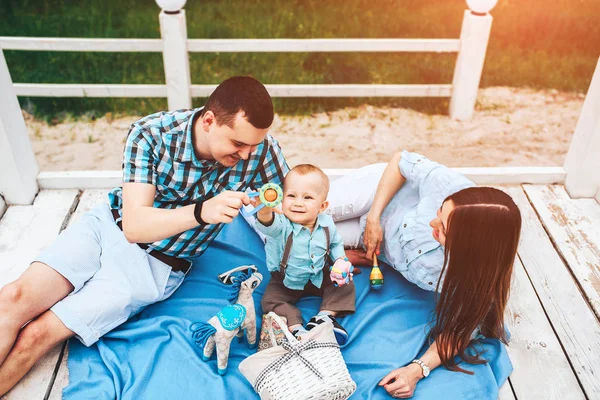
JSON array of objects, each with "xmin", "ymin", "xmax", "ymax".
[{"xmin": 1, "ymin": 185, "xmax": 599, "ymax": 400}]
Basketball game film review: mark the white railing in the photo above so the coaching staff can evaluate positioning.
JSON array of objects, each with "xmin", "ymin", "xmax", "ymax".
[
  {"xmin": 0, "ymin": 1, "xmax": 494, "ymax": 119},
  {"xmin": 0, "ymin": 1, "xmax": 599, "ymax": 206}
]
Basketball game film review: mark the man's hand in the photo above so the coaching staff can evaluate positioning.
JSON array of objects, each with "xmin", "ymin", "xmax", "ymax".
[
  {"xmin": 378, "ymin": 364, "xmax": 423, "ymax": 398},
  {"xmin": 200, "ymin": 191, "xmax": 251, "ymax": 224}
]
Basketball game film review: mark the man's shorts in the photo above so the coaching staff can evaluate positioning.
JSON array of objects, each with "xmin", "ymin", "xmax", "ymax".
[{"xmin": 35, "ymin": 203, "xmax": 187, "ymax": 346}]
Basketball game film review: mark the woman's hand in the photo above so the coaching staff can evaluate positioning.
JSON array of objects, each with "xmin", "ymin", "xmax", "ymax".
[
  {"xmin": 378, "ymin": 364, "xmax": 423, "ymax": 398},
  {"xmin": 364, "ymin": 213, "xmax": 383, "ymax": 260}
]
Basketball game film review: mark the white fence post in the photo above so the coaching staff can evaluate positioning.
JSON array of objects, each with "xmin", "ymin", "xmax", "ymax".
[
  {"xmin": 449, "ymin": 8, "xmax": 494, "ymax": 121},
  {"xmin": 564, "ymin": 57, "xmax": 600, "ymax": 199},
  {"xmin": 157, "ymin": 0, "xmax": 192, "ymax": 110},
  {"xmin": 0, "ymin": 50, "xmax": 39, "ymax": 205}
]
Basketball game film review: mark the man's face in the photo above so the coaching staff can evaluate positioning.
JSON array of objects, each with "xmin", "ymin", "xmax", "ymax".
[{"xmin": 203, "ymin": 111, "xmax": 269, "ymax": 167}]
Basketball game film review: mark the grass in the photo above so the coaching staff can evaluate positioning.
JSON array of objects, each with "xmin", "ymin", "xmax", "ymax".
[{"xmin": 1, "ymin": 0, "xmax": 599, "ymax": 120}]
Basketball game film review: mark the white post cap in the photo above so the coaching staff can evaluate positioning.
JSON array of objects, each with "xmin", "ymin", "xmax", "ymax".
[
  {"xmin": 466, "ymin": 0, "xmax": 497, "ymax": 14},
  {"xmin": 156, "ymin": 0, "xmax": 187, "ymax": 12}
]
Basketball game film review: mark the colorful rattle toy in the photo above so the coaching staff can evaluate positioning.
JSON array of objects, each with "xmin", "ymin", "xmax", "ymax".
[
  {"xmin": 370, "ymin": 254, "xmax": 384, "ymax": 290},
  {"xmin": 190, "ymin": 266, "xmax": 263, "ymax": 375},
  {"xmin": 240, "ymin": 183, "xmax": 283, "ymax": 217},
  {"xmin": 329, "ymin": 257, "xmax": 355, "ymax": 287}
]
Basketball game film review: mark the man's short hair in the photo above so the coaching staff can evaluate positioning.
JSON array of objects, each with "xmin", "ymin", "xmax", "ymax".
[
  {"xmin": 204, "ymin": 76, "xmax": 273, "ymax": 129},
  {"xmin": 285, "ymin": 164, "xmax": 330, "ymax": 197}
]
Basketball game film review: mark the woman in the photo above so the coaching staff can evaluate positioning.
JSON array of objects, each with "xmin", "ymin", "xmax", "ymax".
[{"xmin": 327, "ymin": 150, "xmax": 521, "ymax": 399}]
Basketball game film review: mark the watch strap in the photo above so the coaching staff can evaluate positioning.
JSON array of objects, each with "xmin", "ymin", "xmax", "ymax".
[
  {"xmin": 411, "ymin": 359, "xmax": 430, "ymax": 377},
  {"xmin": 193, "ymin": 201, "xmax": 205, "ymax": 225}
]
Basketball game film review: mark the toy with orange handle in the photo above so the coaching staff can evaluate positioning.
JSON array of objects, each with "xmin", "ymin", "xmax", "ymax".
[{"xmin": 370, "ymin": 253, "xmax": 384, "ymax": 290}]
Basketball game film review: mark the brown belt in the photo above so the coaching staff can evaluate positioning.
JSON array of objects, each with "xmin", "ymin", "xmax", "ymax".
[{"xmin": 111, "ymin": 209, "xmax": 191, "ymax": 274}]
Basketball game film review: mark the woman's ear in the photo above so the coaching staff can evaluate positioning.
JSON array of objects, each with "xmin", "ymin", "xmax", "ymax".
[{"xmin": 319, "ymin": 200, "xmax": 329, "ymax": 213}]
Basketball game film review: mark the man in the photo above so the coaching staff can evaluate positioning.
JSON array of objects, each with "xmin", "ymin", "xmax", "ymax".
[{"xmin": 0, "ymin": 76, "xmax": 289, "ymax": 394}]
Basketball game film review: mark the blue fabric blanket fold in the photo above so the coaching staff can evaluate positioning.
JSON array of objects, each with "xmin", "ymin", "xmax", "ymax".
[{"xmin": 64, "ymin": 217, "xmax": 512, "ymax": 399}]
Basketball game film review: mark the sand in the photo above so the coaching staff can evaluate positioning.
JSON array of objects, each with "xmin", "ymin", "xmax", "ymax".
[{"xmin": 25, "ymin": 87, "xmax": 585, "ymax": 171}]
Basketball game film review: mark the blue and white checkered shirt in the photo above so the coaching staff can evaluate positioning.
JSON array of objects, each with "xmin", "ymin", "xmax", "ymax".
[{"xmin": 108, "ymin": 108, "xmax": 289, "ymax": 258}]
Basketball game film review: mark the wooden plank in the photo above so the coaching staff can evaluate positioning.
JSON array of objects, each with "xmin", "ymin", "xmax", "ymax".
[
  {"xmin": 0, "ymin": 36, "xmax": 461, "ymax": 53},
  {"xmin": 160, "ymin": 10, "xmax": 192, "ymax": 110},
  {"xmin": 564, "ymin": 57, "xmax": 600, "ymax": 198},
  {"xmin": 0, "ymin": 37, "xmax": 163, "ymax": 52},
  {"xmin": 498, "ymin": 381, "xmax": 515, "ymax": 400},
  {"xmin": 0, "ymin": 190, "xmax": 79, "ymax": 286},
  {"xmin": 46, "ymin": 347, "xmax": 68, "ymax": 400},
  {"xmin": 0, "ymin": 195, "xmax": 6, "ymax": 219},
  {"xmin": 14, "ymin": 83, "xmax": 453, "ymax": 98},
  {"xmin": 455, "ymin": 167, "xmax": 564, "ymax": 185},
  {"xmin": 0, "ymin": 50, "xmax": 39, "ymax": 205},
  {"xmin": 44, "ymin": 189, "xmax": 111, "ymax": 400},
  {"xmin": 523, "ymin": 185, "xmax": 600, "ymax": 319},
  {"xmin": 38, "ymin": 171, "xmax": 122, "ymax": 190},
  {"xmin": 195, "ymin": 84, "xmax": 453, "ymax": 98},
  {"xmin": 13, "ymin": 83, "xmax": 167, "ymax": 98},
  {"xmin": 0, "ymin": 190, "xmax": 79, "ymax": 400},
  {"xmin": 506, "ymin": 185, "xmax": 600, "ymax": 398},
  {"xmin": 505, "ymin": 257, "xmax": 584, "ymax": 399},
  {"xmin": 449, "ymin": 10, "xmax": 492, "ymax": 121},
  {"xmin": 187, "ymin": 38, "xmax": 461, "ymax": 53},
  {"xmin": 38, "ymin": 167, "xmax": 565, "ymax": 191},
  {"xmin": 327, "ymin": 166, "xmax": 564, "ymax": 184}
]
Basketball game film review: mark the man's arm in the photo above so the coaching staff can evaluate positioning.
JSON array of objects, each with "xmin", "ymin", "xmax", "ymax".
[
  {"xmin": 122, "ymin": 183, "xmax": 250, "ymax": 244},
  {"xmin": 121, "ymin": 183, "xmax": 196, "ymax": 243}
]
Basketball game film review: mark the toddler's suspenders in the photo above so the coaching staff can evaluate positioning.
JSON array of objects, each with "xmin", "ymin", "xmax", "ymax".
[{"xmin": 278, "ymin": 227, "xmax": 331, "ymax": 276}]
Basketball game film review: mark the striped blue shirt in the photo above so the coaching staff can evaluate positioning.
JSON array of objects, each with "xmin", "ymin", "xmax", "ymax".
[{"xmin": 108, "ymin": 108, "xmax": 289, "ymax": 258}]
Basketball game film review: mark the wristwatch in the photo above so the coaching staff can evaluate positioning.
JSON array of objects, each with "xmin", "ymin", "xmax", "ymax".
[
  {"xmin": 193, "ymin": 200, "xmax": 205, "ymax": 225},
  {"xmin": 411, "ymin": 359, "xmax": 430, "ymax": 378}
]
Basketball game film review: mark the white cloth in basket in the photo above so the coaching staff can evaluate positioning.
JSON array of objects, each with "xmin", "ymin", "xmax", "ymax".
[{"xmin": 239, "ymin": 312, "xmax": 356, "ymax": 400}]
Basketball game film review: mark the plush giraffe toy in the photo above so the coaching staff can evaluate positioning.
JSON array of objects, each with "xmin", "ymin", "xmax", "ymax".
[{"xmin": 190, "ymin": 269, "xmax": 263, "ymax": 375}]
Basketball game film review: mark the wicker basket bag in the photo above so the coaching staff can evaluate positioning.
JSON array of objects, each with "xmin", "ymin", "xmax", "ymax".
[{"xmin": 239, "ymin": 312, "xmax": 356, "ymax": 400}]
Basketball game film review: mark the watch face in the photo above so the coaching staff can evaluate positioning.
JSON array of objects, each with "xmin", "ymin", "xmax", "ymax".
[{"xmin": 423, "ymin": 367, "xmax": 430, "ymax": 377}]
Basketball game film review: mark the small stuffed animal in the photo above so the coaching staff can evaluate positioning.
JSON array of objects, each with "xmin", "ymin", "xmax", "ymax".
[{"xmin": 190, "ymin": 269, "xmax": 263, "ymax": 375}]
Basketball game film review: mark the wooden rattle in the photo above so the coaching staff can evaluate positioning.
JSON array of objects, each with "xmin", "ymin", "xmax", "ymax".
[{"xmin": 370, "ymin": 253, "xmax": 384, "ymax": 290}]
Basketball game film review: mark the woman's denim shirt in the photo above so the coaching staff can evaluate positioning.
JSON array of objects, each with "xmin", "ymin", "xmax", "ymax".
[{"xmin": 361, "ymin": 151, "xmax": 474, "ymax": 292}]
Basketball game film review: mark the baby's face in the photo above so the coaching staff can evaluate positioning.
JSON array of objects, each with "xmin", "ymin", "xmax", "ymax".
[{"xmin": 282, "ymin": 172, "xmax": 327, "ymax": 226}]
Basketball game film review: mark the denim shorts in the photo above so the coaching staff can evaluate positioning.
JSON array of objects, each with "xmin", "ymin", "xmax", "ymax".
[{"xmin": 35, "ymin": 203, "xmax": 187, "ymax": 346}]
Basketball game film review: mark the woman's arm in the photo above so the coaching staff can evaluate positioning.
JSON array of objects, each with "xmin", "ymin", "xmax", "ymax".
[
  {"xmin": 364, "ymin": 152, "xmax": 407, "ymax": 259},
  {"xmin": 378, "ymin": 341, "xmax": 443, "ymax": 398}
]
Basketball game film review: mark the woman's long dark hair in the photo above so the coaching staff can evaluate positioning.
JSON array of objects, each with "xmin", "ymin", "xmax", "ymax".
[{"xmin": 430, "ymin": 187, "xmax": 521, "ymax": 374}]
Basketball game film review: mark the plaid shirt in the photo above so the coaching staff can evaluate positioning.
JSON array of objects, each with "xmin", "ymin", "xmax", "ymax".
[{"xmin": 108, "ymin": 108, "xmax": 289, "ymax": 258}]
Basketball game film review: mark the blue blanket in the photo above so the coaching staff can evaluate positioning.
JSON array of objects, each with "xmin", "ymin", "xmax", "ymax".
[{"xmin": 64, "ymin": 217, "xmax": 512, "ymax": 399}]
